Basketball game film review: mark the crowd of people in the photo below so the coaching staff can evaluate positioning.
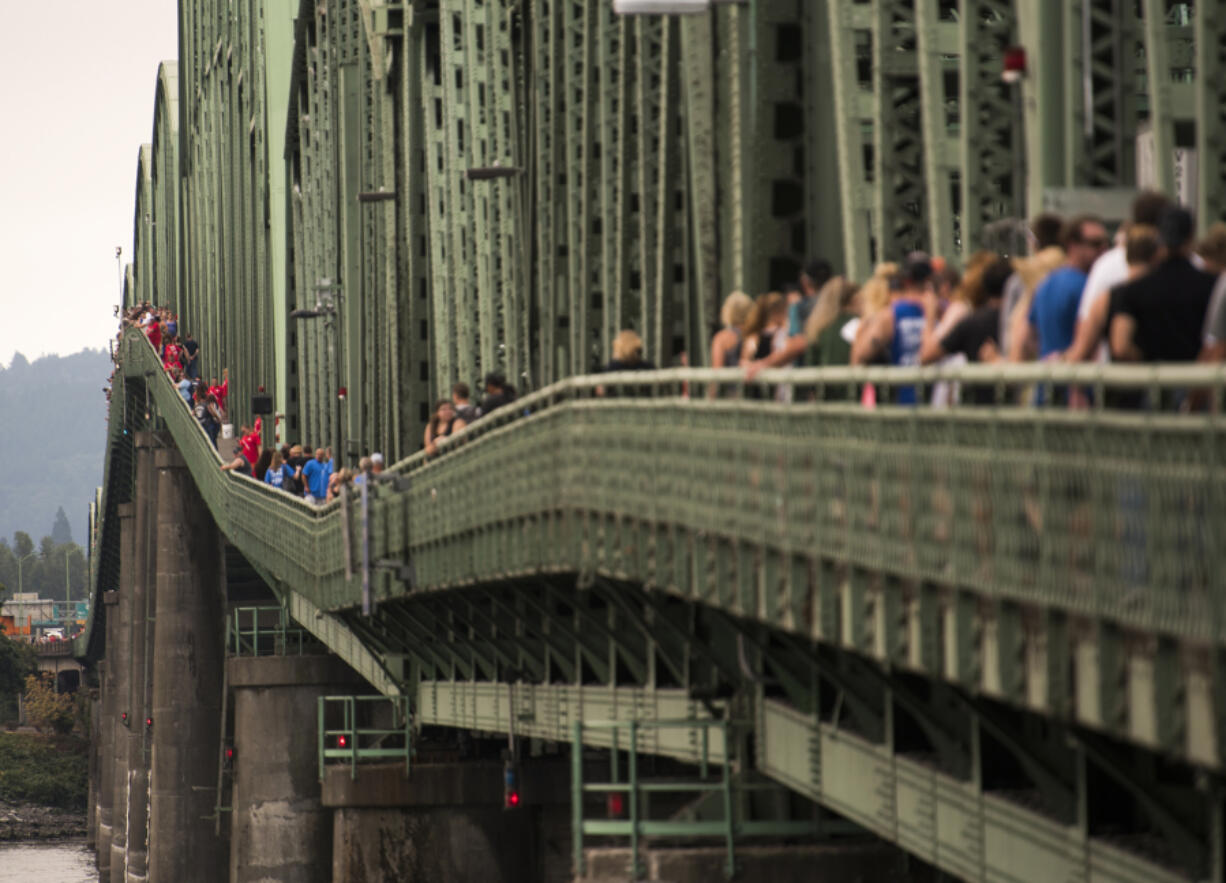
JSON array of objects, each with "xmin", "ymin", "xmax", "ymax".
[
  {"xmin": 114, "ymin": 302, "xmax": 533, "ymax": 504},
  {"xmin": 118, "ymin": 193, "xmax": 1225, "ymax": 509},
  {"xmin": 706, "ymin": 195, "xmax": 1226, "ymax": 406},
  {"xmin": 422, "ymin": 375, "xmax": 519, "ymax": 455}
]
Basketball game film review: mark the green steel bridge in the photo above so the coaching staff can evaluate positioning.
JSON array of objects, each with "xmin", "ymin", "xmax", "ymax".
[{"xmin": 81, "ymin": 1, "xmax": 1226, "ymax": 881}]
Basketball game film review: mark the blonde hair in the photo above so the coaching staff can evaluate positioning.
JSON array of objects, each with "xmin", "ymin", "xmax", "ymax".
[
  {"xmin": 612, "ymin": 329, "xmax": 644, "ymax": 363},
  {"xmin": 1196, "ymin": 221, "xmax": 1226, "ymax": 270},
  {"xmin": 719, "ymin": 291, "xmax": 754, "ymax": 329},
  {"xmin": 743, "ymin": 292, "xmax": 786, "ymax": 337},
  {"xmin": 270, "ymin": 450, "xmax": 284, "ymax": 470},
  {"xmin": 951, "ymin": 251, "xmax": 996, "ymax": 307},
  {"xmin": 859, "ymin": 262, "xmax": 899, "ymax": 317},
  {"xmin": 804, "ymin": 276, "xmax": 859, "ymax": 343}
]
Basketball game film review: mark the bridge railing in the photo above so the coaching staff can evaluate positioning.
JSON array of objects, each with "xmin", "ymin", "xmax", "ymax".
[
  {"xmin": 316, "ymin": 694, "xmax": 411, "ymax": 781},
  {"xmin": 117, "ymin": 322, "xmax": 1226, "ymax": 648},
  {"xmin": 571, "ymin": 718, "xmax": 814, "ymax": 879},
  {"xmin": 84, "ymin": 327, "xmax": 1226, "ymax": 764},
  {"xmin": 387, "ymin": 362, "xmax": 1225, "ymax": 643},
  {"xmin": 227, "ymin": 606, "xmax": 316, "ymax": 657}
]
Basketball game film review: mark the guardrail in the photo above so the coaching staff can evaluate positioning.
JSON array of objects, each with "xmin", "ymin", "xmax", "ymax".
[
  {"xmin": 317, "ymin": 694, "xmax": 411, "ymax": 780},
  {"xmin": 78, "ymin": 328, "xmax": 1226, "ymax": 762},
  {"xmin": 227, "ymin": 606, "xmax": 316, "ymax": 657},
  {"xmin": 571, "ymin": 718, "xmax": 814, "ymax": 879}
]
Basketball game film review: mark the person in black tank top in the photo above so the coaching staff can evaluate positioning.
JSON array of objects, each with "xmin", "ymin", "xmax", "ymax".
[{"xmin": 424, "ymin": 399, "xmax": 467, "ymax": 455}]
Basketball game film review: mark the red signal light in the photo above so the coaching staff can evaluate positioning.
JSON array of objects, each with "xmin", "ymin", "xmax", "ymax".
[
  {"xmin": 1002, "ymin": 46, "xmax": 1027, "ymax": 83},
  {"xmin": 145, "ymin": 717, "xmax": 153, "ymax": 728},
  {"xmin": 607, "ymin": 793, "xmax": 625, "ymax": 817},
  {"xmin": 225, "ymin": 746, "xmax": 235, "ymax": 761},
  {"xmin": 337, "ymin": 734, "xmax": 348, "ymax": 748},
  {"xmin": 505, "ymin": 790, "xmax": 520, "ymax": 808}
]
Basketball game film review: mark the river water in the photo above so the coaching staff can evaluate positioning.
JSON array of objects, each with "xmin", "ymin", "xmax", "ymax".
[{"xmin": 0, "ymin": 842, "xmax": 98, "ymax": 881}]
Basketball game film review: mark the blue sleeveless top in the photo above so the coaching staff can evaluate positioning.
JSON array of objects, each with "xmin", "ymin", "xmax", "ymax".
[{"xmin": 891, "ymin": 300, "xmax": 925, "ymax": 404}]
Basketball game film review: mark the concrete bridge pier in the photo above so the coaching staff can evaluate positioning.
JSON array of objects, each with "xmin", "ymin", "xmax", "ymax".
[
  {"xmin": 124, "ymin": 431, "xmax": 157, "ymax": 882},
  {"xmin": 87, "ymin": 690, "xmax": 98, "ymax": 850},
  {"xmin": 109, "ymin": 502, "xmax": 135, "ymax": 883},
  {"xmin": 322, "ymin": 761, "xmax": 554, "ymax": 882},
  {"xmin": 148, "ymin": 446, "xmax": 226, "ymax": 882},
  {"xmin": 95, "ymin": 591, "xmax": 119, "ymax": 882},
  {"xmin": 227, "ymin": 654, "xmax": 362, "ymax": 883}
]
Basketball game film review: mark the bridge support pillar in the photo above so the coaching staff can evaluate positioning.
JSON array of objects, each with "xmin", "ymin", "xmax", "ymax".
[
  {"xmin": 124, "ymin": 431, "xmax": 157, "ymax": 882},
  {"xmin": 86, "ymin": 691, "xmax": 98, "ymax": 849},
  {"xmin": 95, "ymin": 591, "xmax": 119, "ymax": 882},
  {"xmin": 227, "ymin": 654, "xmax": 362, "ymax": 883},
  {"xmin": 148, "ymin": 446, "xmax": 226, "ymax": 882},
  {"xmin": 109, "ymin": 502, "xmax": 135, "ymax": 883},
  {"xmin": 322, "ymin": 761, "xmax": 560, "ymax": 882}
]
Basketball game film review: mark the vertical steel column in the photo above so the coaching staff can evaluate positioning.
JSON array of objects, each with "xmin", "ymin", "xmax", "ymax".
[
  {"xmin": 600, "ymin": 7, "xmax": 632, "ymax": 361},
  {"xmin": 958, "ymin": 0, "xmax": 1020, "ymax": 257},
  {"xmin": 1077, "ymin": 0, "xmax": 1140, "ymax": 188},
  {"xmin": 339, "ymin": 53, "xmax": 363, "ymax": 460},
  {"xmin": 802, "ymin": 0, "xmax": 847, "ymax": 275},
  {"xmin": 398, "ymin": 14, "xmax": 432, "ymax": 452},
  {"xmin": 635, "ymin": 16, "xmax": 665, "ymax": 348},
  {"xmin": 872, "ymin": 0, "xmax": 929, "ymax": 262},
  {"xmin": 679, "ymin": 13, "xmax": 718, "ymax": 359},
  {"xmin": 650, "ymin": 17, "xmax": 680, "ymax": 366},
  {"xmin": 1015, "ymin": 0, "xmax": 1067, "ymax": 216},
  {"xmin": 564, "ymin": 0, "xmax": 600, "ymax": 373},
  {"xmin": 532, "ymin": 0, "xmax": 564, "ymax": 385},
  {"xmin": 1195, "ymin": 0, "xmax": 1226, "ymax": 223},
  {"xmin": 914, "ymin": 0, "xmax": 957, "ymax": 259},
  {"xmin": 1140, "ymin": 0, "xmax": 1176, "ymax": 195},
  {"xmin": 824, "ymin": 1, "xmax": 873, "ymax": 280}
]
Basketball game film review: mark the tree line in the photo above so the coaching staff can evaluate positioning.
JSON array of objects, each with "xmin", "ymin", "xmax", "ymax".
[{"xmin": 0, "ymin": 507, "xmax": 88, "ymax": 603}]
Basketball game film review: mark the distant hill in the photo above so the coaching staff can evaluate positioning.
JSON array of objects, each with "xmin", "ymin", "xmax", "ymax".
[{"xmin": 0, "ymin": 349, "xmax": 109, "ymax": 547}]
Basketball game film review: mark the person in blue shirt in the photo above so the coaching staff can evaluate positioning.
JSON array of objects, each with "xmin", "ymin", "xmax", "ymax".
[
  {"xmin": 1021, "ymin": 215, "xmax": 1108, "ymax": 359},
  {"xmin": 264, "ymin": 450, "xmax": 287, "ymax": 490},
  {"xmin": 301, "ymin": 448, "xmax": 330, "ymax": 503},
  {"xmin": 851, "ymin": 252, "xmax": 930, "ymax": 404}
]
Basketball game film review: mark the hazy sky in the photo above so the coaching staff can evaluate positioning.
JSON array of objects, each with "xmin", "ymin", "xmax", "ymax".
[{"xmin": 0, "ymin": 1, "xmax": 178, "ymax": 367}]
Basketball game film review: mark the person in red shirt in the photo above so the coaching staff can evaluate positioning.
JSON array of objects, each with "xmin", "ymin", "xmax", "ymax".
[
  {"xmin": 146, "ymin": 316, "xmax": 162, "ymax": 351},
  {"xmin": 162, "ymin": 336, "xmax": 183, "ymax": 374},
  {"xmin": 239, "ymin": 417, "xmax": 262, "ymax": 472},
  {"xmin": 208, "ymin": 368, "xmax": 229, "ymax": 420}
]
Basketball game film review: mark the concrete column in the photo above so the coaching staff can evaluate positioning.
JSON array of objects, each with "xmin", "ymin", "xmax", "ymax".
[
  {"xmin": 148, "ymin": 446, "xmax": 226, "ymax": 882},
  {"xmin": 96, "ymin": 591, "xmax": 118, "ymax": 882},
  {"xmin": 322, "ymin": 762, "xmax": 552, "ymax": 882},
  {"xmin": 227, "ymin": 654, "xmax": 362, "ymax": 883},
  {"xmin": 110, "ymin": 502, "xmax": 136, "ymax": 883},
  {"xmin": 124, "ymin": 433, "xmax": 157, "ymax": 882},
  {"xmin": 331, "ymin": 807, "xmax": 536, "ymax": 882},
  {"xmin": 87, "ymin": 692, "xmax": 99, "ymax": 849}
]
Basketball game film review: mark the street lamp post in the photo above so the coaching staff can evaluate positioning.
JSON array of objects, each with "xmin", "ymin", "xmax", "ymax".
[
  {"xmin": 17, "ymin": 552, "xmax": 36, "ymax": 596},
  {"xmin": 289, "ymin": 280, "xmax": 344, "ymax": 462}
]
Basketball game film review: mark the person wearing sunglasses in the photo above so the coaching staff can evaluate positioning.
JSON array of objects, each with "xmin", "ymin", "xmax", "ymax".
[{"xmin": 1015, "ymin": 214, "xmax": 1109, "ymax": 363}]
